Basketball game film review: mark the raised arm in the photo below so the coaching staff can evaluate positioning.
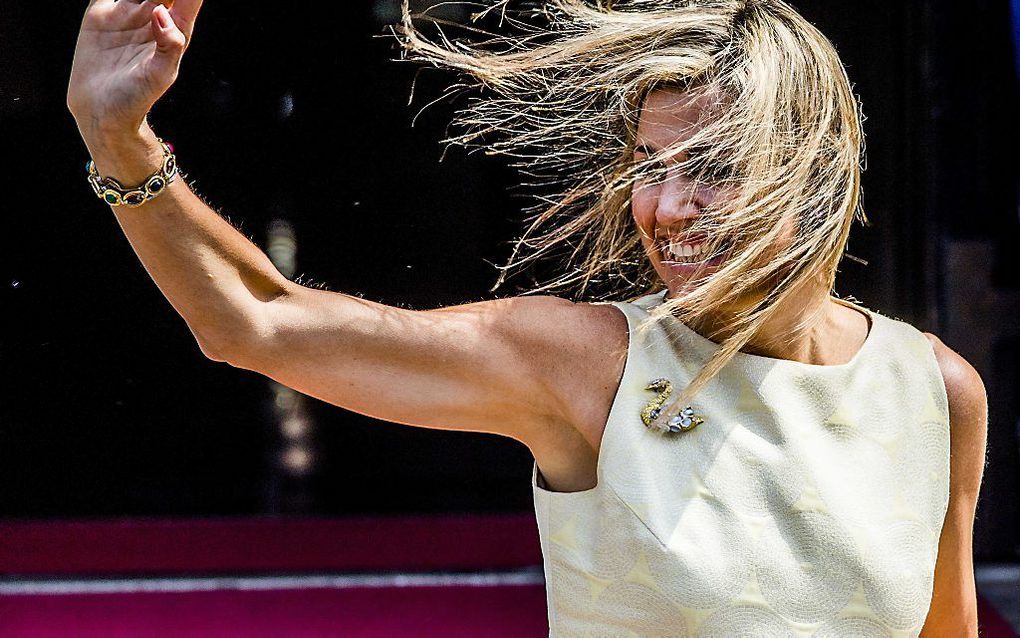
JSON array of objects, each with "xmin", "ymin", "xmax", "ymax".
[
  {"xmin": 66, "ymin": 0, "xmax": 629, "ymax": 447},
  {"xmin": 231, "ymin": 289, "xmax": 627, "ymax": 442},
  {"xmin": 67, "ymin": 0, "xmax": 274, "ymax": 359}
]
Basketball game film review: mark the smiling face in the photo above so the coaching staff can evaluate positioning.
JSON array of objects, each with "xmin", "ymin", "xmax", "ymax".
[{"xmin": 631, "ymin": 86, "xmax": 796, "ymax": 300}]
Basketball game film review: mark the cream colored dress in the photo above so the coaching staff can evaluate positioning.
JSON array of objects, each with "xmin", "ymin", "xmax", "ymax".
[{"xmin": 532, "ymin": 290, "xmax": 950, "ymax": 637}]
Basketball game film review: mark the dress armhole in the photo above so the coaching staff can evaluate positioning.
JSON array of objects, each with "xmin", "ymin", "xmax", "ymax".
[
  {"xmin": 531, "ymin": 301, "xmax": 636, "ymax": 499},
  {"xmin": 916, "ymin": 329, "xmax": 951, "ymax": 422}
]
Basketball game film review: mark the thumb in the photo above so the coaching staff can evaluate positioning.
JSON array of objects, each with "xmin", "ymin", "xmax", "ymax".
[{"xmin": 150, "ymin": 5, "xmax": 187, "ymax": 77}]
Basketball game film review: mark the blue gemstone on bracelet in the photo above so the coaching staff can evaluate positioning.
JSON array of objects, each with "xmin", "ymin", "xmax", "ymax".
[{"xmin": 150, "ymin": 178, "xmax": 164, "ymax": 193}]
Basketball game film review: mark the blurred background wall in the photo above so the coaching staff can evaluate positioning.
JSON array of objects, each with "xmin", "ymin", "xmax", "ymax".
[{"xmin": 0, "ymin": 0, "xmax": 1017, "ymax": 564}]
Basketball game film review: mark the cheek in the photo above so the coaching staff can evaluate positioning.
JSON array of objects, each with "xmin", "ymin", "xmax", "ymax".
[
  {"xmin": 704, "ymin": 184, "xmax": 735, "ymax": 211},
  {"xmin": 631, "ymin": 185, "xmax": 657, "ymax": 238}
]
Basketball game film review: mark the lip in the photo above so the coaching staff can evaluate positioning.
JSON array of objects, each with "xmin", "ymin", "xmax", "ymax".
[{"xmin": 658, "ymin": 231, "xmax": 710, "ymax": 245}]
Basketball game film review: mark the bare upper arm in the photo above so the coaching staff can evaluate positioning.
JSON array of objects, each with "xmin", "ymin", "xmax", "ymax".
[
  {"xmin": 226, "ymin": 284, "xmax": 629, "ymax": 450},
  {"xmin": 920, "ymin": 332, "xmax": 989, "ymax": 637}
]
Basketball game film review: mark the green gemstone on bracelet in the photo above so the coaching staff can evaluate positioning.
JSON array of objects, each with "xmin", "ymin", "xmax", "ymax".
[{"xmin": 88, "ymin": 140, "xmax": 177, "ymax": 208}]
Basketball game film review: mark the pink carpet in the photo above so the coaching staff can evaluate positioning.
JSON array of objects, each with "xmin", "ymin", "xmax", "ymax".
[
  {"xmin": 0, "ymin": 585, "xmax": 549, "ymax": 637},
  {"xmin": 0, "ymin": 514, "xmax": 542, "ymax": 574},
  {"xmin": 0, "ymin": 516, "xmax": 1015, "ymax": 637}
]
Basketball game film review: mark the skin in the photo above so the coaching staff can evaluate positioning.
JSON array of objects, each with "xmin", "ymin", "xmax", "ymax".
[
  {"xmin": 632, "ymin": 87, "xmax": 867, "ymax": 365},
  {"xmin": 66, "ymin": 2, "xmax": 985, "ymax": 633}
]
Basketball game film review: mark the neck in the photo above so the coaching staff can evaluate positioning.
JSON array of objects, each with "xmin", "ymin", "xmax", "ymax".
[{"xmin": 667, "ymin": 278, "xmax": 848, "ymax": 365}]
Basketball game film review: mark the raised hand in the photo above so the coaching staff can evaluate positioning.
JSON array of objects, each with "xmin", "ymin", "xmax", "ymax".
[{"xmin": 67, "ymin": 0, "xmax": 204, "ymax": 137}]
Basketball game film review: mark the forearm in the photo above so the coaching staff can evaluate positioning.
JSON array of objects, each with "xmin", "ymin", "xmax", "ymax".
[{"xmin": 78, "ymin": 119, "xmax": 292, "ymax": 359}]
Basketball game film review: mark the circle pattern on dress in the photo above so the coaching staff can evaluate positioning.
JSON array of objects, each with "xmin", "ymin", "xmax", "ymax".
[
  {"xmin": 651, "ymin": 496, "xmax": 755, "ymax": 609},
  {"xmin": 606, "ymin": 423, "xmax": 687, "ymax": 522},
  {"xmin": 698, "ymin": 420, "xmax": 806, "ymax": 517},
  {"xmin": 895, "ymin": 418, "xmax": 950, "ymax": 536},
  {"xmin": 791, "ymin": 373, "xmax": 842, "ymax": 428},
  {"xmin": 596, "ymin": 581, "xmax": 693, "ymax": 637},
  {"xmin": 547, "ymin": 554, "xmax": 596, "ymax": 630},
  {"xmin": 813, "ymin": 616, "xmax": 894, "ymax": 638},
  {"xmin": 812, "ymin": 435, "xmax": 899, "ymax": 529},
  {"xmin": 695, "ymin": 605, "xmax": 797, "ymax": 638},
  {"xmin": 543, "ymin": 497, "xmax": 641, "ymax": 583},
  {"xmin": 863, "ymin": 519, "xmax": 938, "ymax": 630},
  {"xmin": 848, "ymin": 364, "xmax": 903, "ymax": 442},
  {"xmin": 755, "ymin": 510, "xmax": 860, "ymax": 623},
  {"xmin": 586, "ymin": 501, "xmax": 646, "ymax": 581}
]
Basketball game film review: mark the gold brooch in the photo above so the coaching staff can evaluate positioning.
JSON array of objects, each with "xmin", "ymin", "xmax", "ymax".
[{"xmin": 640, "ymin": 378, "xmax": 705, "ymax": 434}]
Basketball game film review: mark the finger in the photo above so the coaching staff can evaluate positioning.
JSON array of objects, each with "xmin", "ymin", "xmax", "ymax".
[
  {"xmin": 167, "ymin": 0, "xmax": 203, "ymax": 42},
  {"xmin": 149, "ymin": 4, "xmax": 187, "ymax": 75},
  {"xmin": 137, "ymin": 1, "xmax": 175, "ymax": 12}
]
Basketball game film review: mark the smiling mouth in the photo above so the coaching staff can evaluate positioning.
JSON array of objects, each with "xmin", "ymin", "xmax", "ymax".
[{"xmin": 658, "ymin": 237, "xmax": 734, "ymax": 265}]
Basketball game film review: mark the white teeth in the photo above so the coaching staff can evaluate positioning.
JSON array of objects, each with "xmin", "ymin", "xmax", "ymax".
[{"xmin": 667, "ymin": 242, "xmax": 706, "ymax": 259}]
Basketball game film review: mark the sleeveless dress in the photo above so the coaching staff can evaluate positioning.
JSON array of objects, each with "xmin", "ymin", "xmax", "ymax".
[{"xmin": 531, "ymin": 289, "xmax": 951, "ymax": 637}]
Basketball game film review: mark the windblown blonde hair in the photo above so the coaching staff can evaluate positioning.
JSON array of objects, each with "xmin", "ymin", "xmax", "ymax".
[{"xmin": 396, "ymin": 0, "xmax": 867, "ymax": 427}]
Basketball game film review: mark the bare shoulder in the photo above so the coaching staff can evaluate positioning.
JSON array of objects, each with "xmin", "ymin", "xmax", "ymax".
[
  {"xmin": 922, "ymin": 332, "xmax": 987, "ymax": 428},
  {"xmin": 498, "ymin": 296, "xmax": 630, "ymax": 487},
  {"xmin": 500, "ymin": 296, "xmax": 630, "ymax": 428},
  {"xmin": 485, "ymin": 294, "xmax": 628, "ymax": 362},
  {"xmin": 922, "ymin": 332, "xmax": 989, "ymax": 497},
  {"xmin": 424, "ymin": 294, "xmax": 628, "ymax": 373},
  {"xmin": 475, "ymin": 295, "xmax": 627, "ymax": 348}
]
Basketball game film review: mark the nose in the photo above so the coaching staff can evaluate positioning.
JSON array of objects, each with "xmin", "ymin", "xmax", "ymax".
[{"xmin": 653, "ymin": 170, "xmax": 704, "ymax": 227}]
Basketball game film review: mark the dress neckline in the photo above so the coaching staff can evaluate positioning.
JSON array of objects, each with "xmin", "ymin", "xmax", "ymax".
[{"xmin": 647, "ymin": 289, "xmax": 879, "ymax": 371}]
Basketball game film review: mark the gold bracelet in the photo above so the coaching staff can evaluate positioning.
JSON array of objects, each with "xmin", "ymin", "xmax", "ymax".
[{"xmin": 86, "ymin": 138, "xmax": 179, "ymax": 208}]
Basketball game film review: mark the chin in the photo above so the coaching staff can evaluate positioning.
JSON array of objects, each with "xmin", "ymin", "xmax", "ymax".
[{"xmin": 657, "ymin": 259, "xmax": 722, "ymax": 291}]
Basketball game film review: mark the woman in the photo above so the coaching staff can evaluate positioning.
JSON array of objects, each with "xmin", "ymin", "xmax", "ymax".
[{"xmin": 67, "ymin": 0, "xmax": 987, "ymax": 634}]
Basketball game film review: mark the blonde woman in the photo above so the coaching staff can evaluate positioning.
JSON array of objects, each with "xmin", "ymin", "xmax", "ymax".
[{"xmin": 67, "ymin": 0, "xmax": 987, "ymax": 634}]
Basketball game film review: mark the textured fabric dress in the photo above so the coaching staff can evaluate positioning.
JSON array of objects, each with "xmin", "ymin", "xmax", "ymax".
[{"xmin": 531, "ymin": 289, "xmax": 951, "ymax": 637}]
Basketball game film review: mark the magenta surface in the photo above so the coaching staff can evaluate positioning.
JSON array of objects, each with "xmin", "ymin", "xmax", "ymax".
[
  {"xmin": 0, "ymin": 514, "xmax": 542, "ymax": 575},
  {"xmin": 0, "ymin": 585, "xmax": 550, "ymax": 637}
]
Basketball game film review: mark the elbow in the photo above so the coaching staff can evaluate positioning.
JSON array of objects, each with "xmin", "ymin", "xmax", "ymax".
[
  {"xmin": 194, "ymin": 292, "xmax": 290, "ymax": 367},
  {"xmin": 194, "ymin": 323, "xmax": 267, "ymax": 368},
  {"xmin": 196, "ymin": 332, "xmax": 238, "ymax": 364}
]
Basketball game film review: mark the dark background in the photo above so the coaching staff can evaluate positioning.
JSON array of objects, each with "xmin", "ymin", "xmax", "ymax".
[{"xmin": 1, "ymin": 1, "xmax": 1018, "ymax": 562}]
